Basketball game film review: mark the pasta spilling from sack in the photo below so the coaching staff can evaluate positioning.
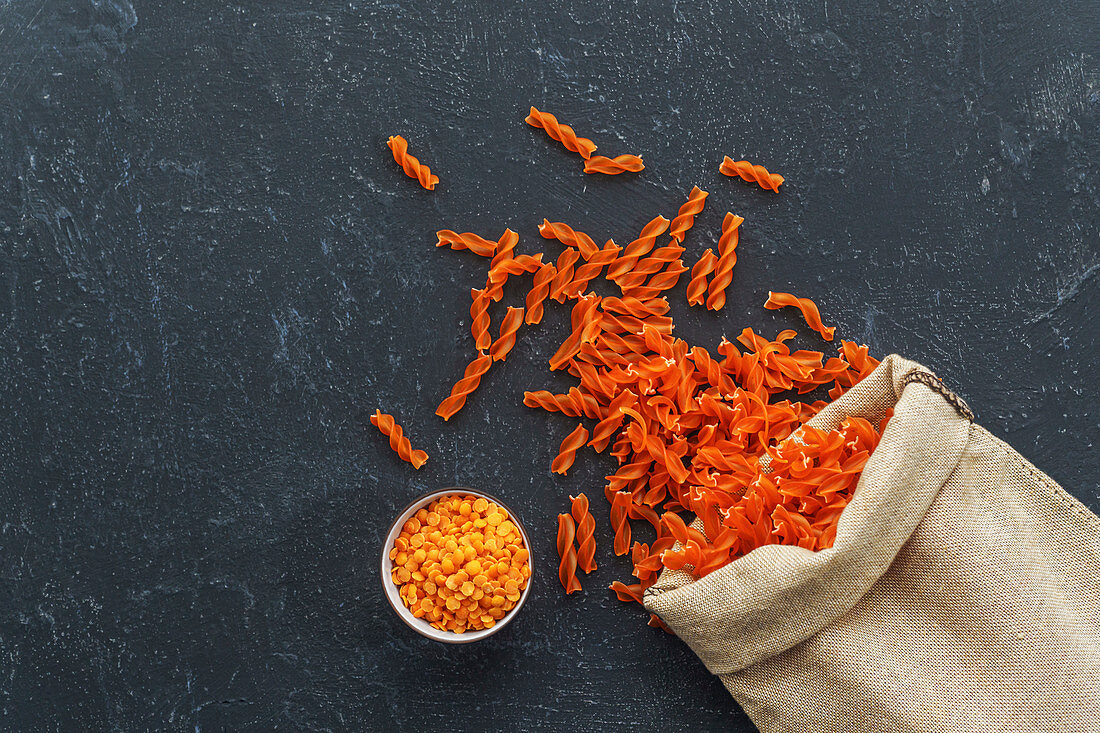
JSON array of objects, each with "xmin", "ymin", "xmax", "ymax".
[{"xmin": 388, "ymin": 104, "xmax": 892, "ymax": 628}]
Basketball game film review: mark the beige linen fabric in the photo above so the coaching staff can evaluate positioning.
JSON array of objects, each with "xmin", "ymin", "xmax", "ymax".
[{"xmin": 644, "ymin": 355, "xmax": 1100, "ymax": 733}]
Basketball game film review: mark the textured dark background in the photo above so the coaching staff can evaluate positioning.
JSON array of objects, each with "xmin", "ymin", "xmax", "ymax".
[{"xmin": 0, "ymin": 0, "xmax": 1097, "ymax": 730}]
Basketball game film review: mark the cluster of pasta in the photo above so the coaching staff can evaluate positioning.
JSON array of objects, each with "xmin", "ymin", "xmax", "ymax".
[
  {"xmin": 383, "ymin": 106, "xmax": 889, "ymax": 631},
  {"xmin": 389, "ymin": 494, "xmax": 530, "ymax": 634}
]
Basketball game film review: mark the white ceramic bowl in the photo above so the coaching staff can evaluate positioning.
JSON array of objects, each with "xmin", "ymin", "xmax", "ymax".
[{"xmin": 381, "ymin": 487, "xmax": 533, "ymax": 643}]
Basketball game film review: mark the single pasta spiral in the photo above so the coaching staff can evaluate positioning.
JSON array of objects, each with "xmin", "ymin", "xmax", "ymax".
[
  {"xmin": 470, "ymin": 288, "xmax": 491, "ymax": 350},
  {"xmin": 549, "ymin": 248, "xmax": 581, "ymax": 303},
  {"xmin": 668, "ymin": 186, "xmax": 708, "ymax": 244},
  {"xmin": 606, "ymin": 215, "xmax": 669, "ymax": 281},
  {"xmin": 387, "ymin": 135, "xmax": 439, "ymax": 190},
  {"xmin": 489, "ymin": 228, "xmax": 519, "ymax": 269},
  {"xmin": 686, "ymin": 249, "xmax": 717, "ymax": 307},
  {"xmin": 538, "ymin": 219, "xmax": 599, "ymax": 260},
  {"xmin": 556, "ymin": 513, "xmax": 582, "ymax": 594},
  {"xmin": 436, "ymin": 230, "xmax": 497, "ymax": 258},
  {"xmin": 719, "ymin": 156, "xmax": 784, "ymax": 192},
  {"xmin": 583, "ymin": 154, "xmax": 645, "ymax": 175},
  {"xmin": 706, "ymin": 212, "xmax": 744, "ymax": 311},
  {"xmin": 370, "ymin": 410, "xmax": 428, "ymax": 468},
  {"xmin": 764, "ymin": 291, "xmax": 836, "ymax": 340},
  {"xmin": 551, "ymin": 423, "xmax": 589, "ymax": 475},
  {"xmin": 489, "ymin": 306, "xmax": 525, "ymax": 362},
  {"xmin": 435, "ymin": 352, "xmax": 492, "ymax": 421},
  {"xmin": 525, "ymin": 106, "xmax": 598, "ymax": 160},
  {"xmin": 587, "ymin": 389, "xmax": 635, "ymax": 452},
  {"xmin": 609, "ymin": 491, "xmax": 632, "ymax": 556},
  {"xmin": 524, "ymin": 262, "xmax": 557, "ymax": 325},
  {"xmin": 570, "ymin": 493, "xmax": 598, "ymax": 574}
]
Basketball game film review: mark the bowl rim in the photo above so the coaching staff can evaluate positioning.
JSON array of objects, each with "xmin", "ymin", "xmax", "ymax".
[{"xmin": 381, "ymin": 486, "xmax": 533, "ymax": 644}]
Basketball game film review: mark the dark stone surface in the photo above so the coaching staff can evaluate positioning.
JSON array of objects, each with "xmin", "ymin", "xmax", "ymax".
[{"xmin": 0, "ymin": 0, "xmax": 1096, "ymax": 730}]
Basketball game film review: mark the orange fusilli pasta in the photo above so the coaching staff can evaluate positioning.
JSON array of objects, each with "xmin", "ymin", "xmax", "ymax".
[
  {"xmin": 387, "ymin": 135, "xmax": 439, "ymax": 190},
  {"xmin": 435, "ymin": 352, "xmax": 492, "ymax": 421},
  {"xmin": 686, "ymin": 249, "xmax": 717, "ymax": 307},
  {"xmin": 719, "ymin": 156, "xmax": 784, "ymax": 192},
  {"xmin": 668, "ymin": 186, "xmax": 708, "ymax": 244},
  {"xmin": 765, "ymin": 291, "xmax": 836, "ymax": 340},
  {"xmin": 552, "ymin": 423, "xmax": 589, "ymax": 475},
  {"xmin": 706, "ymin": 213, "xmax": 743, "ymax": 311},
  {"xmin": 556, "ymin": 513, "xmax": 582, "ymax": 594},
  {"xmin": 570, "ymin": 493, "xmax": 598, "ymax": 574},
  {"xmin": 583, "ymin": 154, "xmax": 645, "ymax": 175},
  {"xmin": 525, "ymin": 107, "xmax": 598, "ymax": 160},
  {"xmin": 370, "ymin": 409, "xmax": 429, "ymax": 468},
  {"xmin": 489, "ymin": 306, "xmax": 525, "ymax": 362},
  {"xmin": 436, "ymin": 230, "xmax": 497, "ymax": 258}
]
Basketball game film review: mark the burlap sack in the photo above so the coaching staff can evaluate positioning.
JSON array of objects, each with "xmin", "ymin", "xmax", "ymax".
[{"xmin": 644, "ymin": 355, "xmax": 1100, "ymax": 732}]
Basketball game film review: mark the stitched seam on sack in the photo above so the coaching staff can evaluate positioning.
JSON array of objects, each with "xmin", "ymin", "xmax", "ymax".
[
  {"xmin": 900, "ymin": 369, "xmax": 975, "ymax": 422},
  {"xmin": 976, "ymin": 425, "xmax": 1100, "ymax": 533}
]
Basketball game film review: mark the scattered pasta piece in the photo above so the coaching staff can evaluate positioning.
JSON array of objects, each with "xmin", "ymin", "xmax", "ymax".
[
  {"xmin": 765, "ymin": 291, "xmax": 836, "ymax": 341},
  {"xmin": 539, "ymin": 220, "xmax": 599, "ymax": 260},
  {"xmin": 436, "ymin": 352, "xmax": 492, "ymax": 421},
  {"xmin": 470, "ymin": 288, "xmax": 491, "ymax": 350},
  {"xmin": 583, "ymin": 154, "xmax": 645, "ymax": 175},
  {"xmin": 668, "ymin": 186, "xmax": 708, "ymax": 244},
  {"xmin": 552, "ymin": 423, "xmax": 590, "ymax": 475},
  {"xmin": 370, "ymin": 410, "xmax": 429, "ymax": 469},
  {"xmin": 489, "ymin": 306, "xmax": 525, "ymax": 362},
  {"xmin": 706, "ymin": 213, "xmax": 743, "ymax": 311},
  {"xmin": 436, "ymin": 230, "xmax": 497, "ymax": 258},
  {"xmin": 556, "ymin": 513, "xmax": 582, "ymax": 594},
  {"xmin": 719, "ymin": 156, "xmax": 784, "ymax": 192},
  {"xmin": 570, "ymin": 493, "xmax": 598, "ymax": 574},
  {"xmin": 686, "ymin": 249, "xmax": 717, "ymax": 307},
  {"xmin": 387, "ymin": 135, "xmax": 439, "ymax": 191},
  {"xmin": 525, "ymin": 262, "xmax": 557, "ymax": 325},
  {"xmin": 525, "ymin": 107, "xmax": 598, "ymax": 160},
  {"xmin": 388, "ymin": 493, "xmax": 530, "ymax": 633}
]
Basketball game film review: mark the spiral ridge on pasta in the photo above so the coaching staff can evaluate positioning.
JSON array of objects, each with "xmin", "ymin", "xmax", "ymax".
[
  {"xmin": 487, "ymin": 253, "xmax": 544, "ymax": 301},
  {"xmin": 525, "ymin": 262, "xmax": 557, "ymax": 325},
  {"xmin": 435, "ymin": 352, "xmax": 492, "ymax": 421},
  {"xmin": 489, "ymin": 306, "xmax": 525, "ymax": 362},
  {"xmin": 387, "ymin": 135, "xmax": 439, "ymax": 191},
  {"xmin": 525, "ymin": 106, "xmax": 598, "ymax": 160},
  {"xmin": 556, "ymin": 513, "xmax": 582, "ymax": 594},
  {"xmin": 621, "ymin": 260, "xmax": 688, "ymax": 301},
  {"xmin": 563, "ymin": 240, "xmax": 620, "ymax": 299},
  {"xmin": 549, "ymin": 249, "xmax": 581, "ymax": 303},
  {"xmin": 686, "ymin": 249, "xmax": 717, "ymax": 307},
  {"xmin": 609, "ymin": 491, "xmax": 632, "ymax": 556},
  {"xmin": 606, "ymin": 215, "xmax": 669, "ymax": 282},
  {"xmin": 470, "ymin": 287, "xmax": 491, "ymax": 350},
  {"xmin": 719, "ymin": 156, "xmax": 784, "ymax": 193},
  {"xmin": 668, "ymin": 186, "xmax": 708, "ymax": 244},
  {"xmin": 570, "ymin": 493, "xmax": 598, "ymax": 574},
  {"xmin": 706, "ymin": 212, "xmax": 743, "ymax": 311},
  {"xmin": 609, "ymin": 580, "xmax": 644, "ymax": 604},
  {"xmin": 370, "ymin": 409, "xmax": 429, "ymax": 469},
  {"xmin": 436, "ymin": 230, "xmax": 497, "ymax": 258},
  {"xmin": 538, "ymin": 219, "xmax": 599, "ymax": 260},
  {"xmin": 551, "ymin": 423, "xmax": 589, "ymax": 475},
  {"xmin": 583, "ymin": 154, "xmax": 645, "ymax": 175},
  {"xmin": 764, "ymin": 291, "xmax": 836, "ymax": 340},
  {"xmin": 489, "ymin": 228, "xmax": 519, "ymax": 269}
]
